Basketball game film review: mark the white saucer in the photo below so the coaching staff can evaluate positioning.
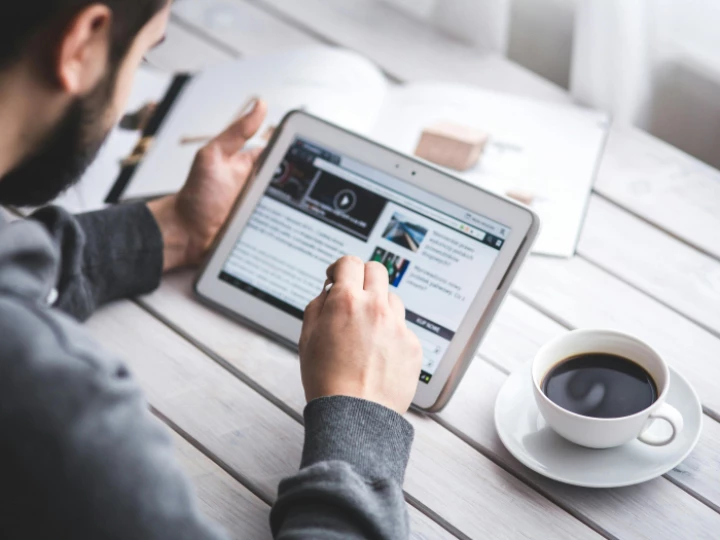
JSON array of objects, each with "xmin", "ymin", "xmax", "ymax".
[{"xmin": 494, "ymin": 362, "xmax": 703, "ymax": 488}]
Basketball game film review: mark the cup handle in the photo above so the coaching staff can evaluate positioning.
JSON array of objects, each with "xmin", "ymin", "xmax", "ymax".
[{"xmin": 637, "ymin": 403, "xmax": 684, "ymax": 446}]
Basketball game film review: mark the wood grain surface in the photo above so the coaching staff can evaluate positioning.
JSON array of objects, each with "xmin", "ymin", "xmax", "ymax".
[
  {"xmin": 169, "ymin": 431, "xmax": 272, "ymax": 539},
  {"xmin": 87, "ymin": 300, "xmax": 454, "ymax": 539},
  {"xmin": 132, "ymin": 277, "xmax": 600, "ymax": 539}
]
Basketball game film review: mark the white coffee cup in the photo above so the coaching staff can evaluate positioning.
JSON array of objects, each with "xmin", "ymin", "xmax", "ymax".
[{"xmin": 532, "ymin": 329, "xmax": 684, "ymax": 449}]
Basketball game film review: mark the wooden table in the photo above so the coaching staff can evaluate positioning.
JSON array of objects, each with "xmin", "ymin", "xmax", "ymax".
[{"xmin": 85, "ymin": 1, "xmax": 720, "ymax": 538}]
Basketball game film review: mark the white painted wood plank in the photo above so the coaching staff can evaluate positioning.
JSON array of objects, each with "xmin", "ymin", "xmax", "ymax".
[
  {"xmin": 593, "ymin": 126, "xmax": 720, "ymax": 260},
  {"xmin": 439, "ymin": 359, "xmax": 720, "ymax": 539},
  {"xmin": 406, "ymin": 507, "xmax": 457, "ymax": 540},
  {"xmin": 479, "ymin": 296, "xmax": 566, "ymax": 374},
  {"xmin": 174, "ymin": 0, "xmax": 570, "ymax": 103},
  {"xmin": 86, "ymin": 300, "xmax": 447, "ymax": 539},
  {"xmin": 512, "ymin": 256, "xmax": 720, "ymax": 418},
  {"xmin": 135, "ymin": 274, "xmax": 601, "ymax": 539},
  {"xmin": 578, "ymin": 196, "xmax": 720, "ymax": 337},
  {"xmin": 87, "ymin": 302, "xmax": 304, "ymax": 499},
  {"xmin": 172, "ymin": 0, "xmax": 318, "ymax": 57},
  {"xmin": 169, "ymin": 431, "xmax": 272, "ymax": 539},
  {"xmin": 478, "ymin": 295, "xmax": 720, "ymax": 514}
]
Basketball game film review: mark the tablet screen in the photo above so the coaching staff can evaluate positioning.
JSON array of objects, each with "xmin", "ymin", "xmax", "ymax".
[{"xmin": 219, "ymin": 137, "xmax": 510, "ymax": 383}]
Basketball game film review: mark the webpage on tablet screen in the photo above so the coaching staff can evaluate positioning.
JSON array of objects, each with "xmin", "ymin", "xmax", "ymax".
[{"xmin": 219, "ymin": 137, "xmax": 509, "ymax": 383}]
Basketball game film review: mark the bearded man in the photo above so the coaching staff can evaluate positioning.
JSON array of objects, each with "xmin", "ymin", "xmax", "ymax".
[{"xmin": 0, "ymin": 2, "xmax": 422, "ymax": 538}]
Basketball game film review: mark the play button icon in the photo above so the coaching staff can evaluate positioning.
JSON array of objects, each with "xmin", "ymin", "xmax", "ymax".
[{"xmin": 333, "ymin": 189, "xmax": 357, "ymax": 213}]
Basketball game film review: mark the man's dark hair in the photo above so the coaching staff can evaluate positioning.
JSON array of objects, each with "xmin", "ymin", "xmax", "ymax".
[{"xmin": 0, "ymin": 1, "xmax": 167, "ymax": 70}]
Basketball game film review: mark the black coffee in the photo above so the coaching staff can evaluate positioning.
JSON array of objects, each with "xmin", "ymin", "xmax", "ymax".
[{"xmin": 542, "ymin": 353, "xmax": 657, "ymax": 418}]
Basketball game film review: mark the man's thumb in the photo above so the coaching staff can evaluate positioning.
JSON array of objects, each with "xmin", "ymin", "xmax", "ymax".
[{"xmin": 214, "ymin": 98, "xmax": 267, "ymax": 155}]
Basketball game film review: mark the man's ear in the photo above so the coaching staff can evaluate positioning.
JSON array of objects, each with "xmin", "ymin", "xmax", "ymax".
[{"xmin": 55, "ymin": 4, "xmax": 113, "ymax": 94}]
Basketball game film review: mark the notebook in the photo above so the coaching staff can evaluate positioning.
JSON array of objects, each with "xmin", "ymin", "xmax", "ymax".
[{"xmin": 95, "ymin": 46, "xmax": 610, "ymax": 257}]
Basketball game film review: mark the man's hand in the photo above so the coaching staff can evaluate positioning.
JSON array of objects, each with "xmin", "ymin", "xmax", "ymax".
[
  {"xmin": 148, "ymin": 98, "xmax": 268, "ymax": 271},
  {"xmin": 299, "ymin": 256, "xmax": 423, "ymax": 414}
]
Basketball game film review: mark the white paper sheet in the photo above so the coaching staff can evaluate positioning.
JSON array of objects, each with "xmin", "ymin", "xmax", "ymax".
[
  {"xmin": 372, "ymin": 83, "xmax": 610, "ymax": 257},
  {"xmin": 123, "ymin": 47, "xmax": 388, "ymax": 200}
]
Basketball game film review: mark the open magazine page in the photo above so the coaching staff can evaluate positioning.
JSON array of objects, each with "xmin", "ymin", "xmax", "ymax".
[
  {"xmin": 123, "ymin": 46, "xmax": 388, "ymax": 200},
  {"xmin": 372, "ymin": 83, "xmax": 610, "ymax": 257},
  {"xmin": 50, "ymin": 67, "xmax": 173, "ymax": 213}
]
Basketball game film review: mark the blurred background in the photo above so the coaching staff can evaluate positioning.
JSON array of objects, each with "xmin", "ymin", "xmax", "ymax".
[
  {"xmin": 163, "ymin": 0, "xmax": 720, "ymax": 169},
  {"xmin": 380, "ymin": 0, "xmax": 720, "ymax": 170}
]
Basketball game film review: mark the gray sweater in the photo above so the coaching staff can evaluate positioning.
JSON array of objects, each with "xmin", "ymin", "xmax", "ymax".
[{"xmin": 0, "ymin": 204, "xmax": 414, "ymax": 539}]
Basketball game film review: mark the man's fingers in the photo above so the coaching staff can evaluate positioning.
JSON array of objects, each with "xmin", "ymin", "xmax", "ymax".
[
  {"xmin": 388, "ymin": 292, "xmax": 406, "ymax": 320},
  {"xmin": 303, "ymin": 294, "xmax": 324, "ymax": 325},
  {"xmin": 364, "ymin": 261, "xmax": 390, "ymax": 295},
  {"xmin": 213, "ymin": 98, "xmax": 267, "ymax": 156},
  {"xmin": 300, "ymin": 294, "xmax": 324, "ymax": 353},
  {"xmin": 327, "ymin": 255, "xmax": 365, "ymax": 291},
  {"xmin": 325, "ymin": 261, "xmax": 337, "ymax": 280},
  {"xmin": 237, "ymin": 146, "xmax": 265, "ymax": 166}
]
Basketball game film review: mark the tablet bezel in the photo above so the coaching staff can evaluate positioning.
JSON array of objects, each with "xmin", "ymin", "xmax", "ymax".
[{"xmin": 196, "ymin": 110, "xmax": 539, "ymax": 411}]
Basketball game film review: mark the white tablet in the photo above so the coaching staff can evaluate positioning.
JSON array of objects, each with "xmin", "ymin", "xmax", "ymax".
[{"xmin": 196, "ymin": 111, "xmax": 539, "ymax": 411}]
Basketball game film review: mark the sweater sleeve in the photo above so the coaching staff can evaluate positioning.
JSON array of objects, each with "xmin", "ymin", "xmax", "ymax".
[
  {"xmin": 0, "ymin": 296, "xmax": 228, "ymax": 540},
  {"xmin": 30, "ymin": 203, "xmax": 163, "ymax": 321},
  {"xmin": 0, "ymin": 216, "xmax": 226, "ymax": 539},
  {"xmin": 270, "ymin": 396, "xmax": 415, "ymax": 539}
]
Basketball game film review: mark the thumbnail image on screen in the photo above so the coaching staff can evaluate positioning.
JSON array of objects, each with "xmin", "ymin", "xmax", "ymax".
[
  {"xmin": 382, "ymin": 213, "xmax": 428, "ymax": 252},
  {"xmin": 370, "ymin": 247, "xmax": 410, "ymax": 287}
]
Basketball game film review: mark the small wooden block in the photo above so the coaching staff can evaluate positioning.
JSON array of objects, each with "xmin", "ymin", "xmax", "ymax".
[
  {"xmin": 506, "ymin": 189, "xmax": 535, "ymax": 206},
  {"xmin": 415, "ymin": 121, "xmax": 489, "ymax": 171}
]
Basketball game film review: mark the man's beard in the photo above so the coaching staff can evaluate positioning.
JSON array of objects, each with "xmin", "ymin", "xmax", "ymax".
[{"xmin": 0, "ymin": 73, "xmax": 115, "ymax": 207}]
